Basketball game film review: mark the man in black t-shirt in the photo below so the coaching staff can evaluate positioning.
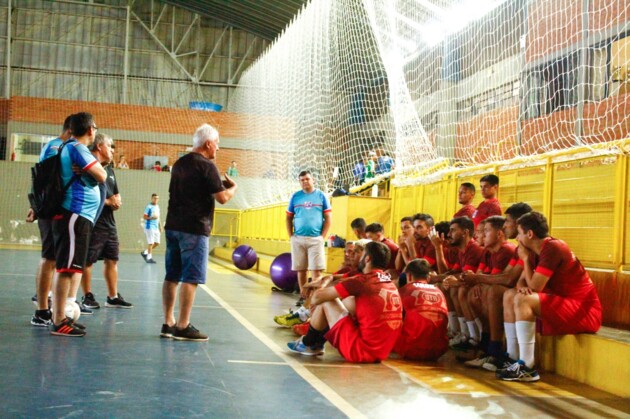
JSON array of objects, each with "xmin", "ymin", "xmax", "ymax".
[
  {"xmin": 80, "ymin": 134, "xmax": 133, "ymax": 310},
  {"xmin": 160, "ymin": 124, "xmax": 237, "ymax": 342}
]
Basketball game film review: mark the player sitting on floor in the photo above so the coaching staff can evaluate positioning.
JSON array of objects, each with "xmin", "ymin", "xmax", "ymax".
[
  {"xmin": 498, "ymin": 211, "xmax": 602, "ymax": 382},
  {"xmin": 274, "ymin": 240, "xmax": 363, "ymax": 328},
  {"xmin": 287, "ymin": 241, "xmax": 402, "ymax": 362},
  {"xmin": 393, "ymin": 258, "xmax": 448, "ymax": 361}
]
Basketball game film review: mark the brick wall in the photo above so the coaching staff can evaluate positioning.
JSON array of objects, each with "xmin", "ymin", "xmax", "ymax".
[
  {"xmin": 456, "ymin": 106, "xmax": 519, "ymax": 163},
  {"xmin": 5, "ymin": 96, "xmax": 288, "ymax": 176},
  {"xmin": 526, "ymin": 0, "xmax": 583, "ymax": 63},
  {"xmin": 8, "ymin": 96, "xmax": 290, "ymax": 138}
]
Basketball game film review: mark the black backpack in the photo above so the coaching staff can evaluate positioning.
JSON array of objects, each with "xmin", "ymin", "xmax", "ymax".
[{"xmin": 28, "ymin": 141, "xmax": 76, "ymax": 219}]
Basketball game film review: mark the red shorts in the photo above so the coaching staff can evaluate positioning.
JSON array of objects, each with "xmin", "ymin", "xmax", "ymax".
[
  {"xmin": 325, "ymin": 315, "xmax": 381, "ymax": 363},
  {"xmin": 538, "ymin": 293, "xmax": 602, "ymax": 336},
  {"xmin": 393, "ymin": 314, "xmax": 448, "ymax": 361}
]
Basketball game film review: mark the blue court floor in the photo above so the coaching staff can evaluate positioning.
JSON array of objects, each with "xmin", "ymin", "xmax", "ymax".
[{"xmin": 1, "ymin": 249, "xmax": 629, "ymax": 418}]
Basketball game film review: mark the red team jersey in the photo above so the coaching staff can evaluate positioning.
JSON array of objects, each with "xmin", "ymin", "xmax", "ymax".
[
  {"xmin": 529, "ymin": 237, "xmax": 602, "ymax": 335},
  {"xmin": 451, "ymin": 240, "xmax": 484, "ymax": 272},
  {"xmin": 380, "ymin": 237, "xmax": 400, "ymax": 270},
  {"xmin": 478, "ymin": 242, "xmax": 516, "ymax": 274},
  {"xmin": 444, "ymin": 245, "xmax": 460, "ymax": 270},
  {"xmin": 394, "ymin": 282, "xmax": 448, "ymax": 361},
  {"xmin": 326, "ymin": 270, "xmax": 403, "ymax": 363},
  {"xmin": 454, "ymin": 204, "xmax": 476, "ymax": 219},
  {"xmin": 413, "ymin": 237, "xmax": 437, "ymax": 268},
  {"xmin": 472, "ymin": 198, "xmax": 502, "ymax": 227}
]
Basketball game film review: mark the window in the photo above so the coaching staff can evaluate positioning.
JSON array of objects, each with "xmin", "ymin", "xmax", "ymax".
[
  {"xmin": 10, "ymin": 133, "xmax": 57, "ymax": 163},
  {"xmin": 457, "ymin": 80, "xmax": 520, "ymax": 120}
]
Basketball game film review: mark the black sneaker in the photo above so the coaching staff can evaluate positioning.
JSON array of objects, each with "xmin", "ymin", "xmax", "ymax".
[
  {"xmin": 497, "ymin": 360, "xmax": 540, "ymax": 382},
  {"xmin": 67, "ymin": 317, "xmax": 86, "ymax": 330},
  {"xmin": 485, "ymin": 353, "xmax": 518, "ymax": 372},
  {"xmin": 140, "ymin": 251, "xmax": 148, "ymax": 261},
  {"xmin": 172, "ymin": 324, "xmax": 208, "ymax": 342},
  {"xmin": 82, "ymin": 292, "xmax": 100, "ymax": 309},
  {"xmin": 77, "ymin": 301, "xmax": 93, "ymax": 315},
  {"xmin": 105, "ymin": 293, "xmax": 133, "ymax": 309},
  {"xmin": 31, "ymin": 310, "xmax": 52, "ymax": 327},
  {"xmin": 160, "ymin": 324, "xmax": 176, "ymax": 338},
  {"xmin": 50, "ymin": 318, "xmax": 86, "ymax": 337},
  {"xmin": 146, "ymin": 258, "xmax": 157, "ymax": 264}
]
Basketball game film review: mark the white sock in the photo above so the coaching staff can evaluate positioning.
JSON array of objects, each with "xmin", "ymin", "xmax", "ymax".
[
  {"xmin": 466, "ymin": 321, "xmax": 479, "ymax": 341},
  {"xmin": 142, "ymin": 250, "xmax": 148, "ymax": 255},
  {"xmin": 516, "ymin": 321, "xmax": 536, "ymax": 368},
  {"xmin": 458, "ymin": 317, "xmax": 468, "ymax": 337},
  {"xmin": 448, "ymin": 312, "xmax": 458, "ymax": 333},
  {"xmin": 474, "ymin": 317, "xmax": 483, "ymax": 335},
  {"xmin": 146, "ymin": 254, "xmax": 153, "ymax": 260},
  {"xmin": 505, "ymin": 322, "xmax": 518, "ymax": 360},
  {"xmin": 296, "ymin": 306, "xmax": 310, "ymax": 321}
]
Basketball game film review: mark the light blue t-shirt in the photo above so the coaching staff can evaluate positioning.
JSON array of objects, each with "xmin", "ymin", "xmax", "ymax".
[
  {"xmin": 39, "ymin": 137, "xmax": 63, "ymax": 162},
  {"xmin": 60, "ymin": 139, "xmax": 100, "ymax": 223},
  {"xmin": 287, "ymin": 189, "xmax": 331, "ymax": 237},
  {"xmin": 144, "ymin": 203, "xmax": 160, "ymax": 230}
]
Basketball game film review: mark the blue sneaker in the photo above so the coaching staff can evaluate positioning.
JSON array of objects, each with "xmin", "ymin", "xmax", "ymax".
[
  {"xmin": 287, "ymin": 337, "xmax": 324, "ymax": 356},
  {"xmin": 497, "ymin": 360, "xmax": 540, "ymax": 382}
]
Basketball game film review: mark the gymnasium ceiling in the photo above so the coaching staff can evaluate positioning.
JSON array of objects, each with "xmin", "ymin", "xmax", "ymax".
[{"xmin": 164, "ymin": 0, "xmax": 310, "ymax": 40}]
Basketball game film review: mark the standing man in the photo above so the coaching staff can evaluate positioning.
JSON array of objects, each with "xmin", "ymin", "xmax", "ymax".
[
  {"xmin": 161, "ymin": 123, "xmax": 237, "ymax": 341},
  {"xmin": 141, "ymin": 193, "xmax": 161, "ymax": 264},
  {"xmin": 286, "ymin": 170, "xmax": 332, "ymax": 305},
  {"xmin": 454, "ymin": 182, "xmax": 476, "ymax": 219},
  {"xmin": 80, "ymin": 133, "xmax": 133, "ymax": 310},
  {"xmin": 472, "ymin": 174, "xmax": 501, "ymax": 227},
  {"xmin": 51, "ymin": 112, "xmax": 107, "ymax": 336},
  {"xmin": 27, "ymin": 114, "xmax": 73, "ymax": 327}
]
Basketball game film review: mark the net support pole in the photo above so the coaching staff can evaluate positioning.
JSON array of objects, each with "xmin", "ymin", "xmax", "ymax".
[
  {"xmin": 4, "ymin": 0, "xmax": 11, "ymax": 99},
  {"xmin": 122, "ymin": 4, "xmax": 130, "ymax": 104},
  {"xmin": 575, "ymin": 0, "xmax": 589, "ymax": 145}
]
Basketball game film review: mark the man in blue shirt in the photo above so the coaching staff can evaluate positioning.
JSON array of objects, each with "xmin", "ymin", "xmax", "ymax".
[
  {"xmin": 27, "ymin": 115, "xmax": 73, "ymax": 327},
  {"xmin": 286, "ymin": 170, "xmax": 332, "ymax": 303},
  {"xmin": 50, "ymin": 112, "xmax": 107, "ymax": 337}
]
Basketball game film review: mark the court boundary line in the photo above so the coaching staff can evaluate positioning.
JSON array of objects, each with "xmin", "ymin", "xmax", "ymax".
[{"xmin": 200, "ymin": 284, "xmax": 364, "ymax": 419}]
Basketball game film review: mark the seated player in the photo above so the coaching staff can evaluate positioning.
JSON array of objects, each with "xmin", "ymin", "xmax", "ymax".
[
  {"xmin": 472, "ymin": 174, "xmax": 501, "ymax": 227},
  {"xmin": 350, "ymin": 218, "xmax": 368, "ymax": 239},
  {"xmin": 395, "ymin": 216, "xmax": 414, "ymax": 286},
  {"xmin": 287, "ymin": 241, "xmax": 402, "ymax": 363},
  {"xmin": 431, "ymin": 217, "xmax": 484, "ymax": 347},
  {"xmin": 365, "ymin": 222, "xmax": 399, "ymax": 271},
  {"xmin": 474, "ymin": 219, "xmax": 487, "ymax": 246},
  {"xmin": 393, "ymin": 259, "xmax": 448, "ymax": 361},
  {"xmin": 459, "ymin": 203, "xmax": 531, "ymax": 371},
  {"xmin": 430, "ymin": 221, "xmax": 459, "ymax": 337},
  {"xmin": 498, "ymin": 212, "xmax": 602, "ymax": 382},
  {"xmin": 405, "ymin": 213, "xmax": 436, "ymax": 270},
  {"xmin": 460, "ymin": 216, "xmax": 515, "ymax": 367},
  {"xmin": 274, "ymin": 241, "xmax": 362, "ymax": 328},
  {"xmin": 454, "ymin": 182, "xmax": 476, "ymax": 219}
]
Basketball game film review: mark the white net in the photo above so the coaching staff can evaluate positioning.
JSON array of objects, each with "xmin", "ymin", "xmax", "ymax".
[{"xmin": 229, "ymin": 0, "xmax": 630, "ymax": 204}]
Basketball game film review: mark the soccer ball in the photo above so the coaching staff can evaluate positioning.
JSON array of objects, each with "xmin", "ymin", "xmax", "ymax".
[{"xmin": 64, "ymin": 301, "xmax": 81, "ymax": 321}]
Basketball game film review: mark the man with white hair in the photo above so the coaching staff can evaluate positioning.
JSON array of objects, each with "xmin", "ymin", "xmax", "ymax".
[{"xmin": 160, "ymin": 124, "xmax": 237, "ymax": 341}]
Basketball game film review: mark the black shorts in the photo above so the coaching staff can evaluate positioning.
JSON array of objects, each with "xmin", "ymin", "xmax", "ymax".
[
  {"xmin": 38, "ymin": 218, "xmax": 55, "ymax": 260},
  {"xmin": 52, "ymin": 210, "xmax": 93, "ymax": 274},
  {"xmin": 87, "ymin": 227, "xmax": 119, "ymax": 265}
]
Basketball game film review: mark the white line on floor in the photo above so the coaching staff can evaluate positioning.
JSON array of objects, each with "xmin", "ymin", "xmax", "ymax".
[
  {"xmin": 227, "ymin": 360, "xmax": 362, "ymax": 368},
  {"xmin": 200, "ymin": 284, "xmax": 365, "ymax": 419}
]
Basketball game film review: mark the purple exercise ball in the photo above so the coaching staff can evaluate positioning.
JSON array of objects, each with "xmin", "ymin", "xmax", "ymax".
[
  {"xmin": 232, "ymin": 245, "xmax": 257, "ymax": 270},
  {"xmin": 270, "ymin": 253, "xmax": 298, "ymax": 291}
]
